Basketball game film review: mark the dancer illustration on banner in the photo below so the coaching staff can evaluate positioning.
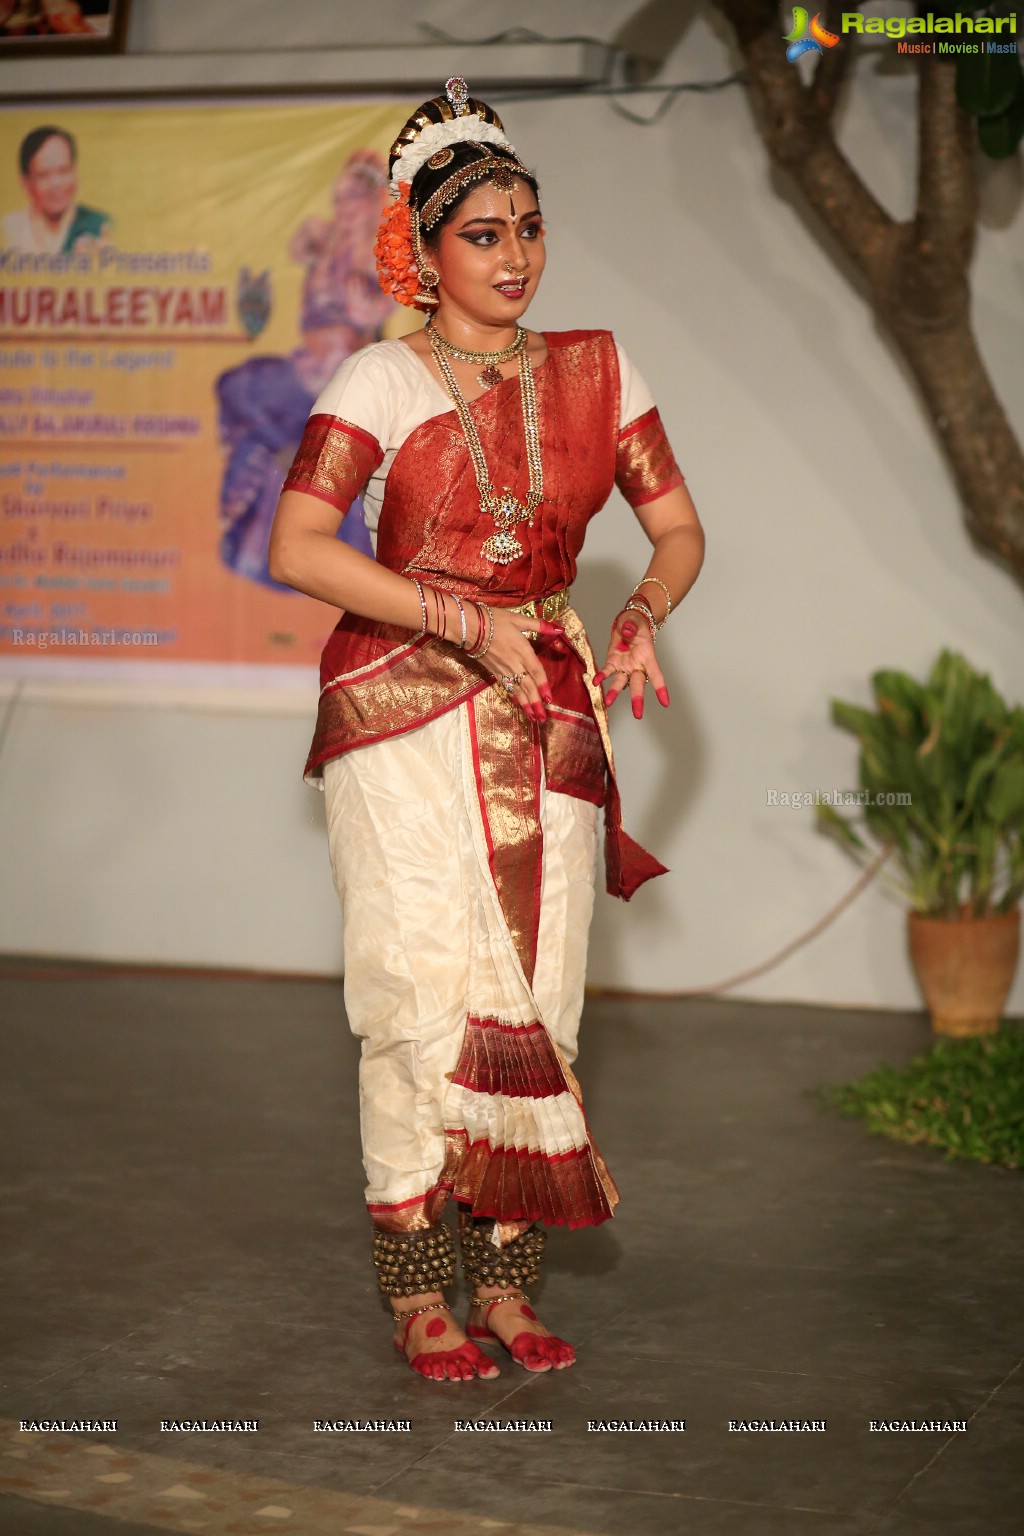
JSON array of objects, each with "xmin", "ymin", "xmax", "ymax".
[
  {"xmin": 2, "ymin": 124, "xmax": 112, "ymax": 254},
  {"xmin": 216, "ymin": 148, "xmax": 393, "ymax": 590}
]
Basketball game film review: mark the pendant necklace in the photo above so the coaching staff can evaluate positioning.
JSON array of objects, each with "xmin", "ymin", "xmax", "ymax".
[
  {"xmin": 426, "ymin": 318, "xmax": 527, "ymax": 390},
  {"xmin": 427, "ymin": 322, "xmax": 543, "ymax": 566}
]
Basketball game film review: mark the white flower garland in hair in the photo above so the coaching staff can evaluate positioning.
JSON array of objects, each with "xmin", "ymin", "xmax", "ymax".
[{"xmin": 389, "ymin": 115, "xmax": 518, "ymax": 196}]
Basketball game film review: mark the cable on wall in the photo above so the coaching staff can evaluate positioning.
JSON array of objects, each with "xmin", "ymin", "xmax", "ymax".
[
  {"xmin": 587, "ymin": 847, "xmax": 894, "ymax": 1001},
  {"xmin": 416, "ymin": 20, "xmax": 747, "ymax": 123}
]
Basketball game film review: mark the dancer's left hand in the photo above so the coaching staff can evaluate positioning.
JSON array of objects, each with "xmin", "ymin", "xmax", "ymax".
[{"xmin": 593, "ymin": 612, "xmax": 670, "ymax": 719}]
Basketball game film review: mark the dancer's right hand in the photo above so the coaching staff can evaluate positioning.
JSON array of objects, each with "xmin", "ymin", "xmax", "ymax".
[{"xmin": 476, "ymin": 608, "xmax": 563, "ymax": 723}]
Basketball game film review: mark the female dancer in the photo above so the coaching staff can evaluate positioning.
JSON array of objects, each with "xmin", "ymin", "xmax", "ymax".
[{"xmin": 269, "ymin": 79, "xmax": 705, "ymax": 1383}]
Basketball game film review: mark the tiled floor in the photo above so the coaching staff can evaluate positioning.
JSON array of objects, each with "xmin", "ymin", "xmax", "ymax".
[{"xmin": 1, "ymin": 961, "xmax": 1022, "ymax": 1535}]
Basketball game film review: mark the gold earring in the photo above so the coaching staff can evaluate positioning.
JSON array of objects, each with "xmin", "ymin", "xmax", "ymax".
[{"xmin": 411, "ymin": 207, "xmax": 440, "ymax": 306}]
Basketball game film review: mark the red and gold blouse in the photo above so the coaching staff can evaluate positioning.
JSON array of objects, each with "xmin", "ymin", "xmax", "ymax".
[{"xmin": 283, "ymin": 327, "xmax": 686, "ymax": 904}]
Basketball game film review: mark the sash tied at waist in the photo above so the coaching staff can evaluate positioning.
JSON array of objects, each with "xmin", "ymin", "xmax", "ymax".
[{"xmin": 303, "ymin": 590, "xmax": 668, "ymax": 904}]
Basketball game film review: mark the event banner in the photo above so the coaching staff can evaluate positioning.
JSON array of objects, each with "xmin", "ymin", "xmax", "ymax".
[{"xmin": 0, "ymin": 99, "xmax": 417, "ymax": 682}]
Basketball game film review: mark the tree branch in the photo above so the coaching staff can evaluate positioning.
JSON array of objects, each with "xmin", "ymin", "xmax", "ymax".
[
  {"xmin": 713, "ymin": 0, "xmax": 1024, "ymax": 587},
  {"xmin": 808, "ymin": 0, "xmax": 855, "ymax": 121},
  {"xmin": 717, "ymin": 0, "xmax": 896, "ymax": 286},
  {"xmin": 912, "ymin": 53, "xmax": 977, "ymax": 305}
]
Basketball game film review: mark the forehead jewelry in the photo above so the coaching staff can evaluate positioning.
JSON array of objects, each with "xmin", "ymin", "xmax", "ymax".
[{"xmin": 428, "ymin": 323, "xmax": 543, "ymax": 565}]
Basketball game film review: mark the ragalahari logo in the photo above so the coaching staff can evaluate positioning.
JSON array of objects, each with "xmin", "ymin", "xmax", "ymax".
[{"xmin": 784, "ymin": 7, "xmax": 841, "ymax": 60}]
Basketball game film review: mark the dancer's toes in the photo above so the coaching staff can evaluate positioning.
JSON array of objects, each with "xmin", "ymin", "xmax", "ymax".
[
  {"xmin": 394, "ymin": 1302, "xmax": 502, "ymax": 1381},
  {"xmin": 534, "ymin": 1332, "xmax": 575, "ymax": 1367},
  {"xmin": 510, "ymin": 1334, "xmax": 568, "ymax": 1371},
  {"xmin": 547, "ymin": 1339, "xmax": 576, "ymax": 1368},
  {"xmin": 472, "ymin": 1289, "xmax": 577, "ymax": 1372}
]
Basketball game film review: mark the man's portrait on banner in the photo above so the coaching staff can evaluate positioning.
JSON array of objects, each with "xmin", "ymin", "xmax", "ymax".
[{"xmin": 2, "ymin": 124, "xmax": 112, "ymax": 254}]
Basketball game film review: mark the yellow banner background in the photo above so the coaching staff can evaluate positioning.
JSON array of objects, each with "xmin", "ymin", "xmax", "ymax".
[{"xmin": 0, "ymin": 99, "xmax": 418, "ymax": 678}]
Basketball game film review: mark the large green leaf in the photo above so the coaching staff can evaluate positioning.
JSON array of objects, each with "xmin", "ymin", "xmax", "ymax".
[
  {"xmin": 978, "ymin": 85, "xmax": 1024, "ymax": 159},
  {"xmin": 988, "ymin": 760, "xmax": 1024, "ymax": 824},
  {"xmin": 830, "ymin": 699, "xmax": 882, "ymax": 740},
  {"xmin": 815, "ymin": 802, "xmax": 871, "ymax": 858},
  {"xmin": 956, "ymin": 49, "xmax": 1023, "ymax": 119},
  {"xmin": 872, "ymin": 668, "xmax": 929, "ymax": 742}
]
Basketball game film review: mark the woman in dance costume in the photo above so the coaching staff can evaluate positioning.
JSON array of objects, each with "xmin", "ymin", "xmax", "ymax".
[{"xmin": 269, "ymin": 78, "xmax": 705, "ymax": 1382}]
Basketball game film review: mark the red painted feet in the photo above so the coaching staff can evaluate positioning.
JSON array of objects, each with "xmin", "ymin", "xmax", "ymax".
[
  {"xmin": 392, "ymin": 1301, "xmax": 501, "ymax": 1381},
  {"xmin": 466, "ymin": 1290, "xmax": 576, "ymax": 1372}
]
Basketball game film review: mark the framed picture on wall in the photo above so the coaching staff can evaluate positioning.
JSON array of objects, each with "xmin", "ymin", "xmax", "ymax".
[{"xmin": 0, "ymin": 0, "xmax": 132, "ymax": 56}]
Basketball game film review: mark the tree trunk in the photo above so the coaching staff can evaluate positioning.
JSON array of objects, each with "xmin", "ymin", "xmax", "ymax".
[{"xmin": 715, "ymin": 0, "xmax": 1024, "ymax": 587}]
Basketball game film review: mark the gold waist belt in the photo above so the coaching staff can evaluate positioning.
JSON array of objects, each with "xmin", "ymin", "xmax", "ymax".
[{"xmin": 508, "ymin": 587, "xmax": 572, "ymax": 621}]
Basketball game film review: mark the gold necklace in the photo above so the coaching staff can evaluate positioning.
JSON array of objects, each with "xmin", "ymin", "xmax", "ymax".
[
  {"xmin": 427, "ymin": 320, "xmax": 527, "ymax": 389},
  {"xmin": 427, "ymin": 324, "xmax": 543, "ymax": 565}
]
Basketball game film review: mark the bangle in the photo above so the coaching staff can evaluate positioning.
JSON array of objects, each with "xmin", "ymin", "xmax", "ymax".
[
  {"xmin": 452, "ymin": 593, "xmax": 468, "ymax": 648},
  {"xmin": 622, "ymin": 600, "xmax": 657, "ymax": 641},
  {"xmin": 468, "ymin": 601, "xmax": 486, "ymax": 656},
  {"xmin": 411, "ymin": 577, "xmax": 428, "ymax": 637},
  {"xmin": 464, "ymin": 603, "xmax": 483, "ymax": 657},
  {"xmin": 631, "ymin": 576, "xmax": 672, "ymax": 628},
  {"xmin": 466, "ymin": 601, "xmax": 494, "ymax": 659}
]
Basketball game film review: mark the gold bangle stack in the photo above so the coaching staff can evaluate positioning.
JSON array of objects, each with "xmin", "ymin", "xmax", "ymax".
[
  {"xmin": 623, "ymin": 598, "xmax": 657, "ymax": 641},
  {"xmin": 631, "ymin": 576, "xmax": 673, "ymax": 631}
]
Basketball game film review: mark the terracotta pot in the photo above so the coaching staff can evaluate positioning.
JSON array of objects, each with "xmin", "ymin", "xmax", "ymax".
[{"xmin": 907, "ymin": 905, "xmax": 1020, "ymax": 1037}]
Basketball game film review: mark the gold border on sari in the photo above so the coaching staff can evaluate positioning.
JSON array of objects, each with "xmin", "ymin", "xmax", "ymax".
[
  {"xmin": 466, "ymin": 687, "xmax": 544, "ymax": 989},
  {"xmin": 616, "ymin": 406, "xmax": 686, "ymax": 508},
  {"xmin": 282, "ymin": 414, "xmax": 384, "ymax": 512}
]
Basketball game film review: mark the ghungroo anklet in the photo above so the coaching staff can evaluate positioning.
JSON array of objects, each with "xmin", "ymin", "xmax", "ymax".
[
  {"xmin": 372, "ymin": 1220, "xmax": 457, "ymax": 1297},
  {"xmin": 457, "ymin": 1213, "xmax": 546, "ymax": 1289}
]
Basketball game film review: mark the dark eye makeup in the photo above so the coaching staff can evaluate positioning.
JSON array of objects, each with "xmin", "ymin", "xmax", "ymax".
[{"xmin": 460, "ymin": 220, "xmax": 543, "ymax": 246}]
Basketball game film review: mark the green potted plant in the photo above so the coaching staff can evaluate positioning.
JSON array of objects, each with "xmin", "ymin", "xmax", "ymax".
[{"xmin": 817, "ymin": 649, "xmax": 1024, "ymax": 1036}]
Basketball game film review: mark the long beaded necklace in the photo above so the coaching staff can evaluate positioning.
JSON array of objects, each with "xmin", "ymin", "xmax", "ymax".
[
  {"xmin": 427, "ymin": 322, "xmax": 543, "ymax": 566},
  {"xmin": 426, "ymin": 318, "xmax": 528, "ymax": 389}
]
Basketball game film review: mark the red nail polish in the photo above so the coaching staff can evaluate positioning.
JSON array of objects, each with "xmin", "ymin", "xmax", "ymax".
[
  {"xmin": 656, "ymin": 686, "xmax": 670, "ymax": 706},
  {"xmin": 632, "ymin": 698, "xmax": 644, "ymax": 719},
  {"xmin": 593, "ymin": 671, "xmax": 605, "ymax": 685},
  {"xmin": 540, "ymin": 688, "xmax": 553, "ymax": 703}
]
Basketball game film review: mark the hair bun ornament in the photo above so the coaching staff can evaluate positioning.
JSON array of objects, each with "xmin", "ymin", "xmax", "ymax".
[
  {"xmin": 445, "ymin": 76, "xmax": 470, "ymax": 113},
  {"xmin": 387, "ymin": 79, "xmax": 516, "ymax": 194}
]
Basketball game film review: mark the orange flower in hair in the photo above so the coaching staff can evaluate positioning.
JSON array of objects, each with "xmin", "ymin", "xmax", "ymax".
[{"xmin": 374, "ymin": 182, "xmax": 431, "ymax": 310}]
